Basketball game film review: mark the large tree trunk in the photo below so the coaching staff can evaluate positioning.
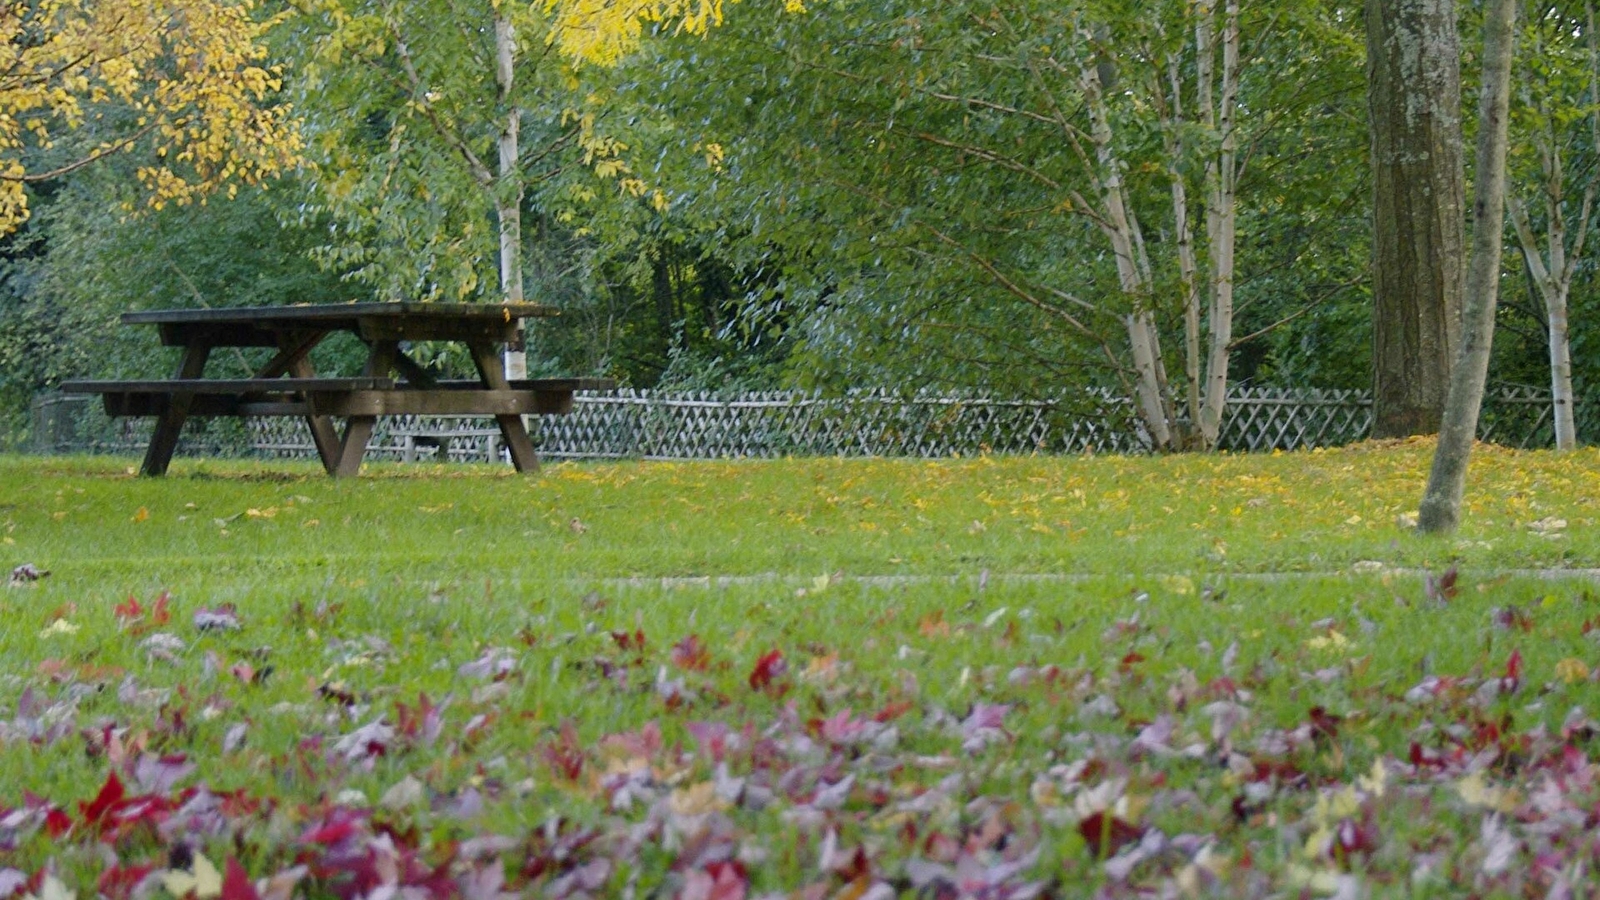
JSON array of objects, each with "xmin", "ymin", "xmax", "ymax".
[
  {"xmin": 1367, "ymin": 0, "xmax": 1465, "ymax": 437},
  {"xmin": 494, "ymin": 12, "xmax": 528, "ymax": 380},
  {"xmin": 1417, "ymin": 0, "xmax": 1515, "ymax": 534}
]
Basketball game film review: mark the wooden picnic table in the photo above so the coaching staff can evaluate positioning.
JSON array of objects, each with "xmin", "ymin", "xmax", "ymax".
[{"xmin": 60, "ymin": 302, "xmax": 613, "ymax": 477}]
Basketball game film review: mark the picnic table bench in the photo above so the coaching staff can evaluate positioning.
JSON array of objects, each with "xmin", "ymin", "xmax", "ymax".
[{"xmin": 60, "ymin": 302, "xmax": 613, "ymax": 477}]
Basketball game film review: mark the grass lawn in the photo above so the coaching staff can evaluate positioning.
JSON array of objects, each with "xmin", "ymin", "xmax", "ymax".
[{"xmin": 3, "ymin": 442, "xmax": 1600, "ymax": 898}]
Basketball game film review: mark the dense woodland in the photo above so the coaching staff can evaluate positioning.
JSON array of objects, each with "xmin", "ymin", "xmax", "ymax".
[{"xmin": 1, "ymin": 0, "xmax": 1595, "ymax": 448}]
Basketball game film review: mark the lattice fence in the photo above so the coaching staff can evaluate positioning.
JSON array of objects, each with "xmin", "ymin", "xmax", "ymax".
[{"xmin": 27, "ymin": 385, "xmax": 1600, "ymax": 462}]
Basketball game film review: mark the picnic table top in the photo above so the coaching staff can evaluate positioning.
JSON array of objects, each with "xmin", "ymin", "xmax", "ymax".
[{"xmin": 122, "ymin": 302, "xmax": 561, "ymax": 328}]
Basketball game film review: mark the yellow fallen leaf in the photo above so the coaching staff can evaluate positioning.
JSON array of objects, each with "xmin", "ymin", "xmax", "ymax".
[
  {"xmin": 161, "ymin": 852, "xmax": 223, "ymax": 899},
  {"xmin": 1555, "ymin": 658, "xmax": 1590, "ymax": 684},
  {"xmin": 669, "ymin": 781, "xmax": 728, "ymax": 816},
  {"xmin": 131, "ymin": 507, "xmax": 149, "ymax": 523},
  {"xmin": 1457, "ymin": 771, "xmax": 1519, "ymax": 813}
]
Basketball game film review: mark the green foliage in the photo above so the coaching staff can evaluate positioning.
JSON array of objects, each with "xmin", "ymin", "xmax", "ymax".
[
  {"xmin": 0, "ymin": 170, "xmax": 357, "ymax": 436},
  {"xmin": 622, "ymin": 0, "xmax": 1373, "ymax": 397}
]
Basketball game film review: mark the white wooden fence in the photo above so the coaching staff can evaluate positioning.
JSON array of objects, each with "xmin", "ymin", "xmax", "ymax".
[{"xmin": 28, "ymin": 384, "xmax": 1596, "ymax": 461}]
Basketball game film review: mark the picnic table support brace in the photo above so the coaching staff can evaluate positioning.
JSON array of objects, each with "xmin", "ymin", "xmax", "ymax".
[
  {"xmin": 288, "ymin": 357, "xmax": 343, "ymax": 473},
  {"xmin": 331, "ymin": 340, "xmax": 398, "ymax": 477},
  {"xmin": 468, "ymin": 339, "xmax": 539, "ymax": 472},
  {"xmin": 141, "ymin": 343, "xmax": 211, "ymax": 476}
]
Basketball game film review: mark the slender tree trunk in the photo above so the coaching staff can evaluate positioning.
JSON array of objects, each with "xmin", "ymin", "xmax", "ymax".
[
  {"xmin": 1509, "ymin": 188, "xmax": 1589, "ymax": 451},
  {"xmin": 1081, "ymin": 58, "xmax": 1175, "ymax": 450},
  {"xmin": 494, "ymin": 12, "xmax": 528, "ymax": 380},
  {"xmin": 1197, "ymin": 0, "xmax": 1239, "ymax": 448},
  {"xmin": 1367, "ymin": 0, "xmax": 1465, "ymax": 437},
  {"xmin": 1548, "ymin": 287, "xmax": 1577, "ymax": 448},
  {"xmin": 1417, "ymin": 0, "xmax": 1516, "ymax": 534}
]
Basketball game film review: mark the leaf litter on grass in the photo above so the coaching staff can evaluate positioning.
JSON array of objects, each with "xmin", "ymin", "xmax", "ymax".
[{"xmin": 4, "ymin": 574, "xmax": 1600, "ymax": 898}]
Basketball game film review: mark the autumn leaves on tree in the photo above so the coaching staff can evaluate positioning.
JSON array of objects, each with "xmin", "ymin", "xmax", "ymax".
[{"xmin": 0, "ymin": 0, "xmax": 301, "ymax": 232}]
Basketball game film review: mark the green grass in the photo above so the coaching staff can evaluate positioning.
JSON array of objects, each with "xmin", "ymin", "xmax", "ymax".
[{"xmin": 4, "ymin": 446, "xmax": 1600, "ymax": 896}]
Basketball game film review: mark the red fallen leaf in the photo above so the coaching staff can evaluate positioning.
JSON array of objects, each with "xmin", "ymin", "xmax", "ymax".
[
  {"xmin": 1332, "ymin": 815, "xmax": 1381, "ymax": 864},
  {"xmin": 220, "ymin": 858, "xmax": 260, "ymax": 900},
  {"xmin": 542, "ymin": 720, "xmax": 586, "ymax": 781},
  {"xmin": 1077, "ymin": 811, "xmax": 1146, "ymax": 858},
  {"xmin": 1426, "ymin": 566, "xmax": 1459, "ymax": 604},
  {"xmin": 97, "ymin": 863, "xmax": 156, "ymax": 900},
  {"xmin": 1118, "ymin": 652, "xmax": 1146, "ymax": 674},
  {"xmin": 748, "ymin": 649, "xmax": 787, "ymax": 692},
  {"xmin": 148, "ymin": 593, "xmax": 171, "ymax": 626},
  {"xmin": 114, "ymin": 596, "xmax": 143, "ymax": 623},
  {"xmin": 610, "ymin": 629, "xmax": 646, "ymax": 655},
  {"xmin": 1491, "ymin": 605, "xmax": 1534, "ymax": 632},
  {"xmin": 671, "ymin": 635, "xmax": 711, "ymax": 672},
  {"xmin": 80, "ymin": 771, "xmax": 127, "ymax": 829},
  {"xmin": 299, "ymin": 807, "xmax": 366, "ymax": 845},
  {"xmin": 394, "ymin": 693, "xmax": 442, "ymax": 745},
  {"xmin": 1309, "ymin": 706, "xmax": 1342, "ymax": 743},
  {"xmin": 44, "ymin": 807, "xmax": 72, "ymax": 838},
  {"xmin": 1504, "ymin": 649, "xmax": 1524, "ymax": 686},
  {"xmin": 872, "ymin": 700, "xmax": 914, "ymax": 723},
  {"xmin": 698, "ymin": 860, "xmax": 749, "ymax": 900}
]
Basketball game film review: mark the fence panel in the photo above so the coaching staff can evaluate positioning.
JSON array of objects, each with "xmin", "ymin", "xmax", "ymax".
[{"xmin": 27, "ymin": 385, "xmax": 1599, "ymax": 462}]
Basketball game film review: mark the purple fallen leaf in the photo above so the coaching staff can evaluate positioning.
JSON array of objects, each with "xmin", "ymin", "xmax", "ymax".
[
  {"xmin": 132, "ymin": 752, "xmax": 196, "ymax": 794},
  {"xmin": 961, "ymin": 703, "xmax": 1012, "ymax": 751},
  {"xmin": 192, "ymin": 605, "xmax": 241, "ymax": 632},
  {"xmin": 6, "ymin": 564, "xmax": 47, "ymax": 587},
  {"xmin": 458, "ymin": 648, "xmax": 516, "ymax": 680}
]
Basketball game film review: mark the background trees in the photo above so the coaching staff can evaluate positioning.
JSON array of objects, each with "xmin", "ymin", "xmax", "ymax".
[{"xmin": 2, "ymin": 0, "xmax": 1597, "ymax": 456}]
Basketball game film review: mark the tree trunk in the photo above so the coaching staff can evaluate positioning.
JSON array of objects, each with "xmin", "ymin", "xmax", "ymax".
[
  {"xmin": 1081, "ymin": 57, "xmax": 1176, "ymax": 450},
  {"xmin": 1416, "ymin": 0, "xmax": 1515, "ymax": 534},
  {"xmin": 494, "ymin": 12, "xmax": 528, "ymax": 380},
  {"xmin": 1509, "ymin": 191, "xmax": 1588, "ymax": 452},
  {"xmin": 1197, "ymin": 0, "xmax": 1239, "ymax": 448},
  {"xmin": 1367, "ymin": 0, "xmax": 1465, "ymax": 437}
]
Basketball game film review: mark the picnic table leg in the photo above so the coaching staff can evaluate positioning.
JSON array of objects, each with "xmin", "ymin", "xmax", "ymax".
[
  {"xmin": 466, "ymin": 340, "xmax": 539, "ymax": 472},
  {"xmin": 285, "ymin": 356, "xmax": 342, "ymax": 473},
  {"xmin": 328, "ymin": 340, "xmax": 398, "ymax": 477},
  {"xmin": 141, "ymin": 343, "xmax": 212, "ymax": 476}
]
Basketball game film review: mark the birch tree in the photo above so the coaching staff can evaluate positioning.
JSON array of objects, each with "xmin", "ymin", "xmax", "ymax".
[
  {"xmin": 1504, "ymin": 2, "xmax": 1598, "ymax": 451},
  {"xmin": 295, "ymin": 0, "xmax": 718, "ymax": 362}
]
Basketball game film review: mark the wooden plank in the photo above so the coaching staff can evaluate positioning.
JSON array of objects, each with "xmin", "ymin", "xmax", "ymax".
[
  {"xmin": 357, "ymin": 319, "xmax": 520, "ymax": 343},
  {"xmin": 61, "ymin": 377, "xmax": 396, "ymax": 393},
  {"xmin": 431, "ymin": 378, "xmax": 616, "ymax": 392},
  {"xmin": 257, "ymin": 332, "xmax": 328, "ymax": 379},
  {"xmin": 304, "ymin": 389, "xmax": 557, "ymax": 417},
  {"xmin": 125, "ymin": 302, "xmax": 560, "ymax": 327},
  {"xmin": 102, "ymin": 394, "xmax": 311, "ymax": 417}
]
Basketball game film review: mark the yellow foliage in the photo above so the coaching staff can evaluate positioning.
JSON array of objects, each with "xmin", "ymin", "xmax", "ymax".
[
  {"xmin": 545, "ymin": 0, "xmax": 732, "ymax": 67},
  {"xmin": 0, "ymin": 0, "xmax": 301, "ymax": 232}
]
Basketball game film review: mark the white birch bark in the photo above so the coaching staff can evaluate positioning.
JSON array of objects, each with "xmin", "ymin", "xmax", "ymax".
[
  {"xmin": 1509, "ymin": 186, "xmax": 1588, "ymax": 450},
  {"xmin": 494, "ymin": 11, "xmax": 528, "ymax": 380},
  {"xmin": 1080, "ymin": 58, "xmax": 1174, "ymax": 449},
  {"xmin": 1196, "ymin": 0, "xmax": 1239, "ymax": 448},
  {"xmin": 1163, "ymin": 52, "xmax": 1202, "ymax": 432}
]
